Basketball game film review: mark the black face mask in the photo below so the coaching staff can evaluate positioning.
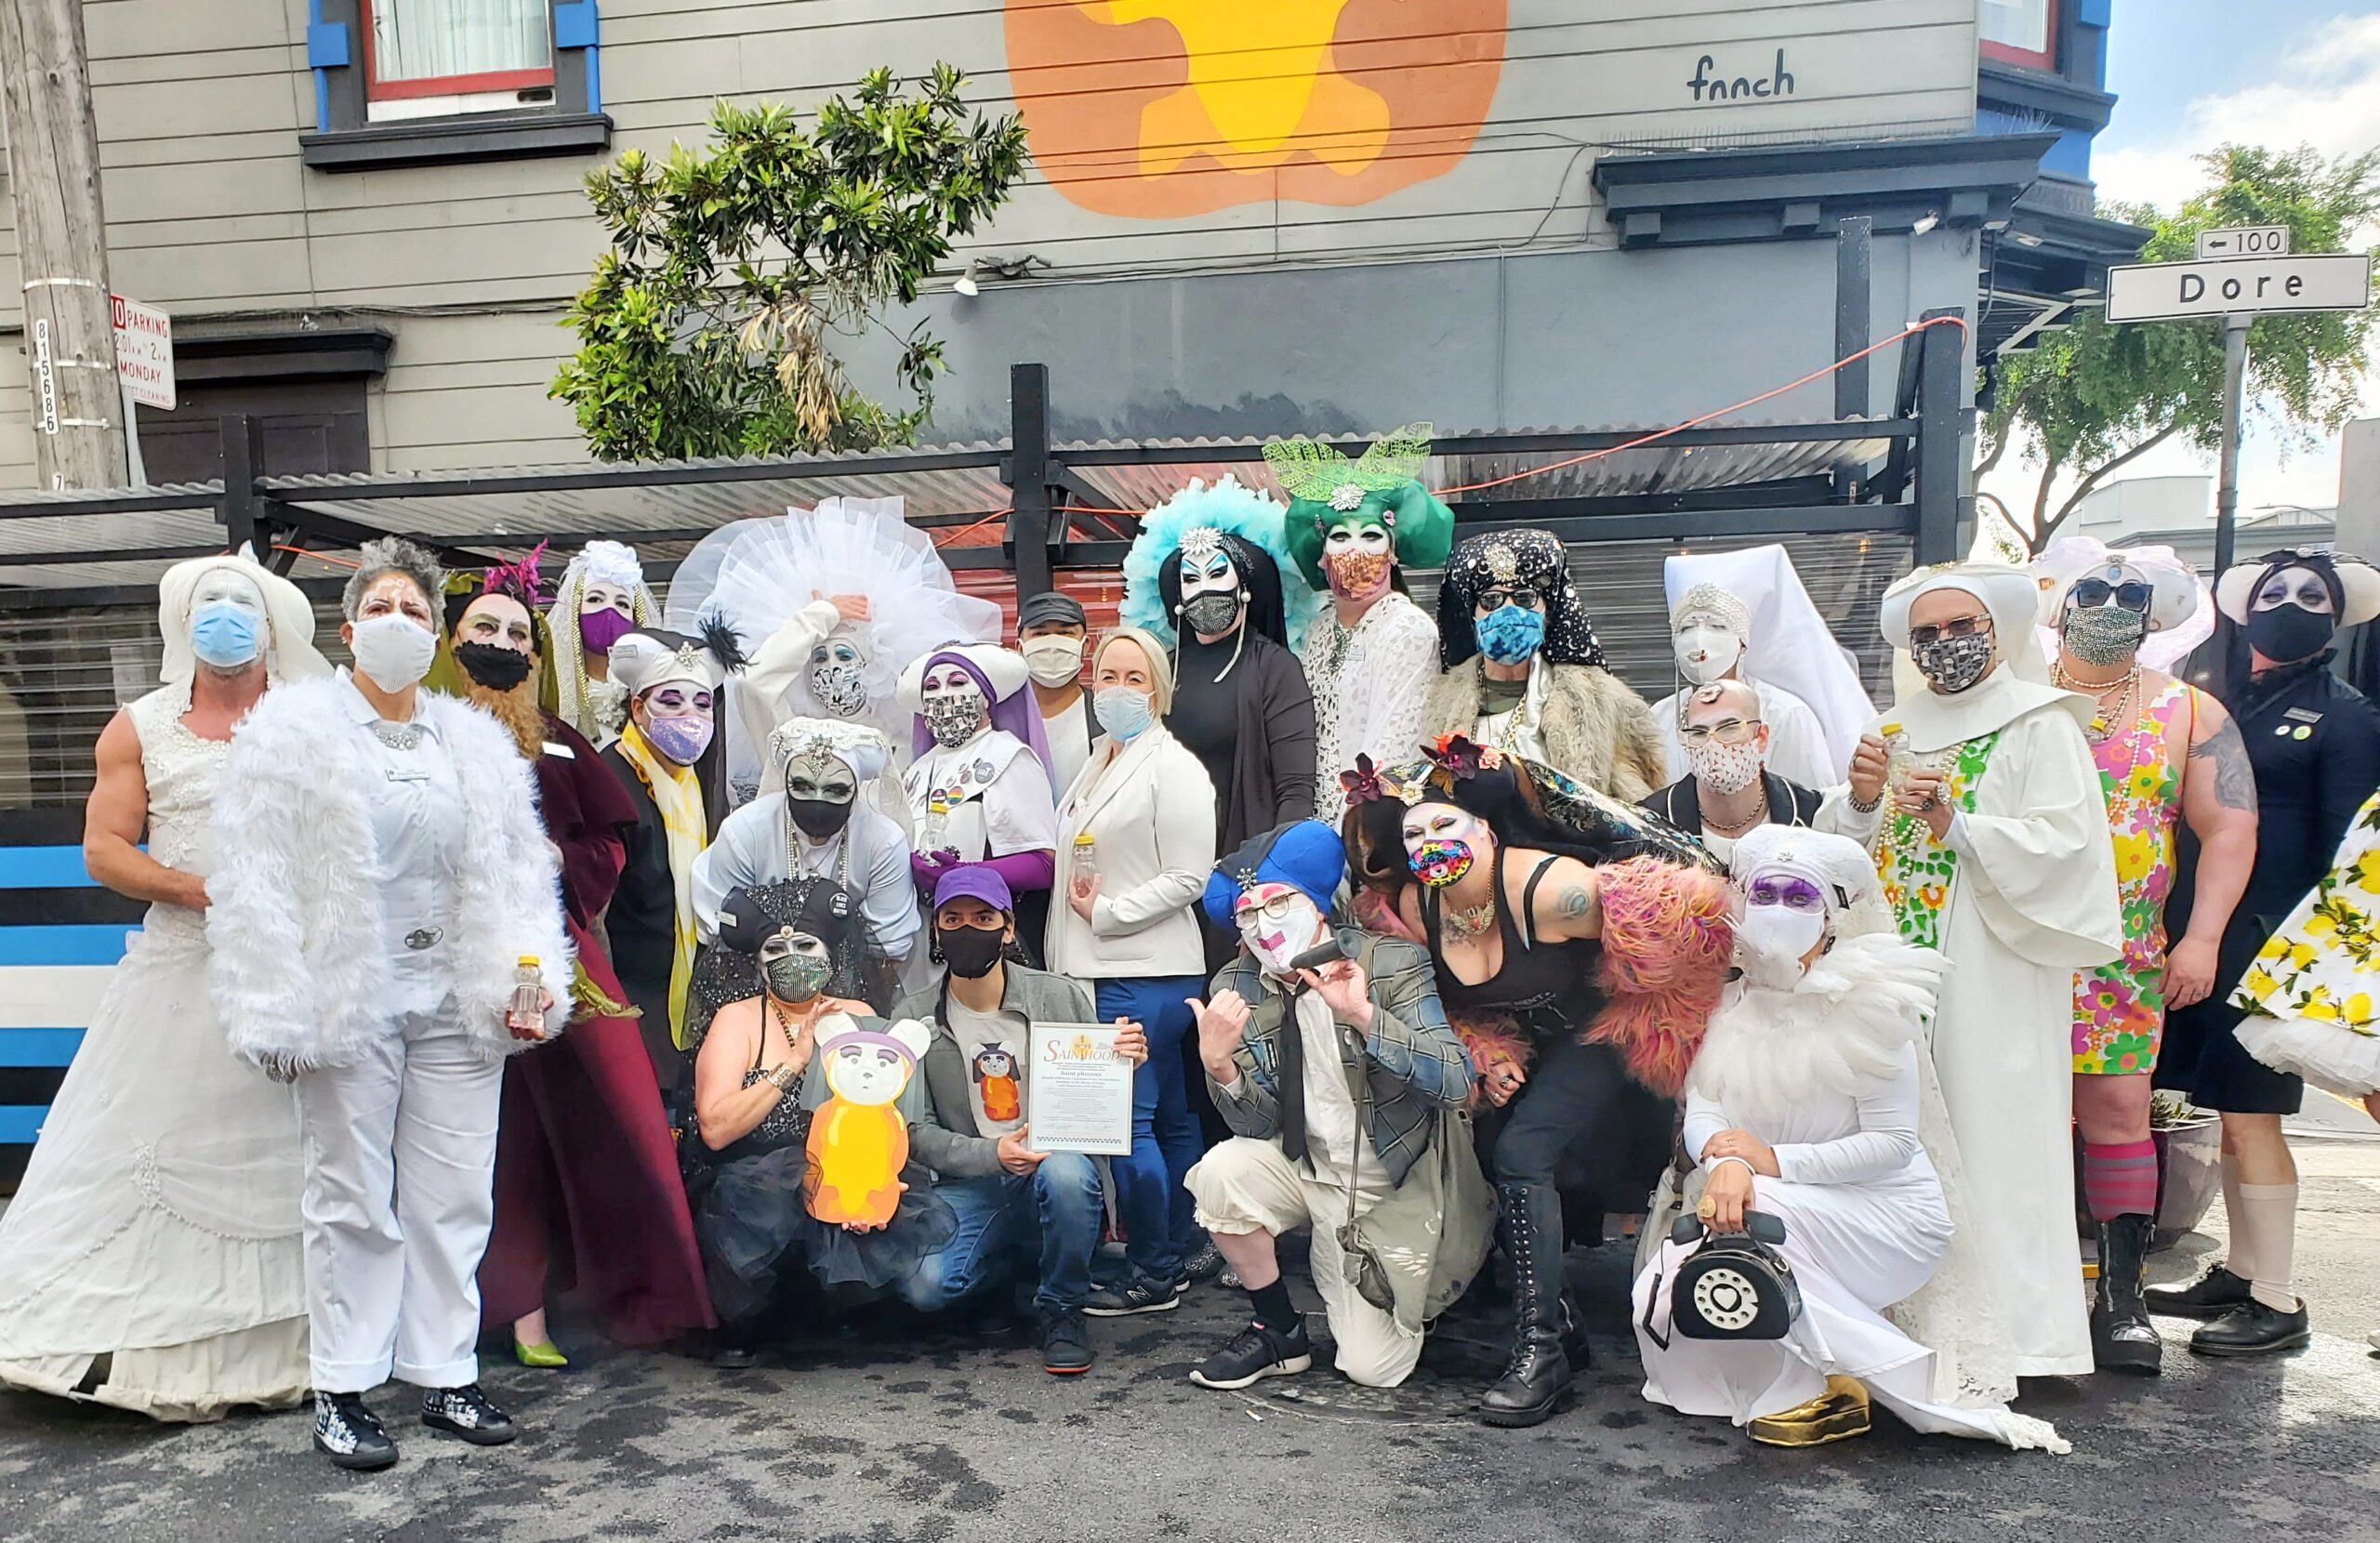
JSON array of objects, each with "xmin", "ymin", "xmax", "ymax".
[
  {"xmin": 937, "ymin": 924, "xmax": 1007, "ymax": 980},
  {"xmin": 455, "ymin": 640, "xmax": 533, "ymax": 692},
  {"xmin": 2247, "ymin": 601, "xmax": 2335, "ymax": 666},
  {"xmin": 787, "ymin": 797, "xmax": 853, "ymax": 840}
]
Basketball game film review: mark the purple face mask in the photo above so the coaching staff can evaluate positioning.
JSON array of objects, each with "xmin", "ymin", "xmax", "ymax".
[
  {"xmin": 643, "ymin": 712, "xmax": 714, "ymax": 765},
  {"xmin": 580, "ymin": 607, "xmax": 635, "ymax": 654}
]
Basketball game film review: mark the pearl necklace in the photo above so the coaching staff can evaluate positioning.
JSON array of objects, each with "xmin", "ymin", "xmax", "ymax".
[{"xmin": 2052, "ymin": 658, "xmax": 2141, "ymax": 745}]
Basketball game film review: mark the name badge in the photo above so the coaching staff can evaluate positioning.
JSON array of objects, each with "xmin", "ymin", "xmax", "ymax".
[
  {"xmin": 385, "ymin": 767, "xmax": 430, "ymax": 783},
  {"xmin": 542, "ymin": 741, "xmax": 576, "ymax": 759},
  {"xmin": 2283, "ymin": 707, "xmax": 2323, "ymax": 724}
]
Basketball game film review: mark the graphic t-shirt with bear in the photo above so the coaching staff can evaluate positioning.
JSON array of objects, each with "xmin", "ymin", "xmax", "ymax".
[{"xmin": 948, "ymin": 995, "xmax": 1028, "ymax": 1138}]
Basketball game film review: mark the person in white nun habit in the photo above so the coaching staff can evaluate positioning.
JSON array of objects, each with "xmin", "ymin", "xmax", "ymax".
[
  {"xmin": 0, "ymin": 553, "xmax": 327, "ymax": 1422},
  {"xmin": 548, "ymin": 539, "xmax": 661, "ymax": 746},
  {"xmin": 694, "ymin": 717, "xmax": 920, "ymax": 1006},
  {"xmin": 205, "ymin": 537, "xmax": 572, "ymax": 1471},
  {"xmin": 1654, "ymin": 546, "xmax": 1873, "ymax": 789},
  {"xmin": 900, "ymin": 644, "xmax": 1062, "ymax": 962},
  {"xmin": 1633, "ymin": 825, "xmax": 2068, "ymax": 1455},
  {"xmin": 1652, "ymin": 583, "xmax": 1837, "ymax": 791},
  {"xmin": 1824, "ymin": 561, "xmax": 2122, "ymax": 1379}
]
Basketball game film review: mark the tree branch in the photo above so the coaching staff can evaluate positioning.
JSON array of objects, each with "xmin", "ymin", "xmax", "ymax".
[
  {"xmin": 2026, "ymin": 456, "xmax": 2062, "ymax": 553},
  {"xmin": 1976, "ymin": 384, "xmax": 2039, "ymax": 478},
  {"xmin": 2038, "ymin": 423, "xmax": 2186, "ymax": 547}
]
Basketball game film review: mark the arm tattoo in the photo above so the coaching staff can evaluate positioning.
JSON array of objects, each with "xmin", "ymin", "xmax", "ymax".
[
  {"xmin": 1553, "ymin": 882, "xmax": 1599, "ymax": 929},
  {"xmin": 2189, "ymin": 717, "xmax": 2257, "ymax": 811}
]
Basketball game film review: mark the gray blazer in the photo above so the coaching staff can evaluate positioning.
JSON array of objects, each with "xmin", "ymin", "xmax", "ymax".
[{"xmin": 893, "ymin": 962, "xmax": 1097, "ymax": 1179}]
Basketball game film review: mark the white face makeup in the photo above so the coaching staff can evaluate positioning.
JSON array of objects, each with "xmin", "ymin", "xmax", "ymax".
[
  {"xmin": 1673, "ymin": 620, "xmax": 1744, "ymax": 685},
  {"xmin": 1179, "ymin": 547, "xmax": 1241, "ymax": 603},
  {"xmin": 458, "ymin": 594, "xmax": 536, "ymax": 654},
  {"xmin": 785, "ymin": 751, "xmax": 858, "ymax": 804},
  {"xmin": 759, "ymin": 928, "xmax": 829, "ymax": 965},
  {"xmin": 192, "ymin": 569, "xmax": 267, "ymax": 620},
  {"xmin": 638, "ymin": 683, "xmax": 713, "ymax": 719},
  {"xmin": 347, "ymin": 572, "xmax": 436, "ymax": 634},
  {"xmin": 2254, "ymin": 568, "xmax": 2335, "ymax": 614},
  {"xmin": 1322, "ymin": 525, "xmax": 1393, "ymax": 558},
  {"xmin": 580, "ymin": 581, "xmax": 633, "ymax": 619},
  {"xmin": 1234, "ymin": 883, "xmax": 1326, "ymax": 973},
  {"xmin": 921, "ymin": 663, "xmax": 985, "ymax": 704},
  {"xmin": 1398, "ymin": 803, "xmax": 1488, "ymax": 863}
]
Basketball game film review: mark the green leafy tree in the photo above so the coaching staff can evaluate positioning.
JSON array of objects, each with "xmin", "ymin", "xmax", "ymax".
[
  {"xmin": 552, "ymin": 66, "xmax": 1026, "ymax": 460},
  {"xmin": 1982, "ymin": 144, "xmax": 2379, "ymax": 553}
]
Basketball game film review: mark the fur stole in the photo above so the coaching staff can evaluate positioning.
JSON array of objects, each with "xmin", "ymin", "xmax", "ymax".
[
  {"xmin": 206, "ymin": 674, "xmax": 573, "ymax": 1072},
  {"xmin": 1686, "ymin": 931, "xmax": 1946, "ymax": 1130},
  {"xmin": 1421, "ymin": 662, "xmax": 1666, "ymax": 801}
]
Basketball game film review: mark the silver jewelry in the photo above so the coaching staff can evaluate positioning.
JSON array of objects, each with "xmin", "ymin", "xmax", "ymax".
[{"xmin": 369, "ymin": 719, "xmax": 425, "ymax": 751}]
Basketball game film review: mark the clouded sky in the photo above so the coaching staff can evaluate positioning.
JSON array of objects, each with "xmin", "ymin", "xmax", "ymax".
[{"xmin": 1980, "ymin": 3, "xmax": 2380, "ymax": 525}]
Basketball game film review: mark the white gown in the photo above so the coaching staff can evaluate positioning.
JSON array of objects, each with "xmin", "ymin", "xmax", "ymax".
[
  {"xmin": 1302, "ymin": 591, "xmax": 1439, "ymax": 825},
  {"xmin": 0, "ymin": 686, "xmax": 307, "ymax": 1419},
  {"xmin": 1827, "ymin": 669, "xmax": 2122, "ymax": 1378},
  {"xmin": 1632, "ymin": 939, "xmax": 2065, "ymax": 1451},
  {"xmin": 1652, "ymin": 677, "xmax": 1839, "ymax": 789}
]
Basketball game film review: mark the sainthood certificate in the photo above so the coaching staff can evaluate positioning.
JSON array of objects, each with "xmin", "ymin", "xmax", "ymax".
[{"xmin": 1027, "ymin": 1022, "xmax": 1134, "ymax": 1156}]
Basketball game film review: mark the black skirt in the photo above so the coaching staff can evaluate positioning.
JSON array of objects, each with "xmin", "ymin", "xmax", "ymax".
[
  {"xmin": 2155, "ymin": 911, "xmax": 2305, "ymax": 1116},
  {"xmin": 694, "ymin": 1145, "xmax": 958, "ymax": 1325}
]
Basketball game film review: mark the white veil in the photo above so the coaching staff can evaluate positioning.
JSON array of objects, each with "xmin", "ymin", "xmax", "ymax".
[
  {"xmin": 665, "ymin": 497, "xmax": 1001, "ymax": 798},
  {"xmin": 1664, "ymin": 544, "xmax": 1875, "ymax": 772}
]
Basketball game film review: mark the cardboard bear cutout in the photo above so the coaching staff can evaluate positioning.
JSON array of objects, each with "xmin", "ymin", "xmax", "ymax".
[{"xmin": 804, "ymin": 1015, "xmax": 933, "ymax": 1228}]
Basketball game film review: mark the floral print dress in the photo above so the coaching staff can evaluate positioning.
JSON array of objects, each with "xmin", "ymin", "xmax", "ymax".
[
  {"xmin": 1873, "ymin": 732, "xmax": 2002, "ymax": 950},
  {"xmin": 2072, "ymin": 679, "xmax": 2196, "ymax": 1075}
]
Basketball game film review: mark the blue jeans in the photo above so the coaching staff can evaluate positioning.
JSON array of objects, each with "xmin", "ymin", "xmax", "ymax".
[
  {"xmin": 899, "ymin": 1152, "xmax": 1102, "ymax": 1314},
  {"xmin": 1097, "ymin": 975, "xmax": 1207, "ymax": 1286}
]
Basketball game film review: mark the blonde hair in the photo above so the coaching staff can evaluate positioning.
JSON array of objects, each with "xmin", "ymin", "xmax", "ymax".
[{"xmin": 1093, "ymin": 626, "xmax": 1176, "ymax": 716}]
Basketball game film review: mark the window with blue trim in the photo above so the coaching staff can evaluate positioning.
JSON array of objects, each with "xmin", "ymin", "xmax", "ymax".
[{"xmin": 300, "ymin": 0, "xmax": 609, "ymax": 171}]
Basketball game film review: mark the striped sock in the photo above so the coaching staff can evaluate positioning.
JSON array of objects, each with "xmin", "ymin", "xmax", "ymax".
[{"xmin": 2081, "ymin": 1138, "xmax": 2161, "ymax": 1221}]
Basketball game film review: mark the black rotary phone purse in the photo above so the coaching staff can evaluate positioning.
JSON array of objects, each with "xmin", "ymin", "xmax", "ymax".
[{"xmin": 1642, "ymin": 1208, "xmax": 1802, "ymax": 1347}]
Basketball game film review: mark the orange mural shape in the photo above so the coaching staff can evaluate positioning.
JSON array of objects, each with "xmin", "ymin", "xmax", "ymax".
[{"xmin": 1007, "ymin": 0, "xmax": 1508, "ymax": 218}]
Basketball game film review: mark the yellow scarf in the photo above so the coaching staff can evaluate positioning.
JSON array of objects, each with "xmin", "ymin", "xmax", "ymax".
[{"xmin": 616, "ymin": 720, "xmax": 707, "ymax": 1048}]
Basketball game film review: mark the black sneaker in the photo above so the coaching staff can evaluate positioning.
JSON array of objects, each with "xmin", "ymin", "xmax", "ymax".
[
  {"xmin": 2190, "ymin": 1299, "xmax": 2313, "ymax": 1357},
  {"xmin": 1178, "ymin": 1238, "xmax": 1227, "ymax": 1286},
  {"xmin": 314, "ymin": 1391, "xmax": 398, "ymax": 1471},
  {"xmin": 1040, "ymin": 1307, "xmax": 1095, "ymax": 1376},
  {"xmin": 2146, "ymin": 1264, "xmax": 2254, "ymax": 1320},
  {"xmin": 1189, "ymin": 1320, "xmax": 1314, "ymax": 1391},
  {"xmin": 1083, "ymin": 1277, "xmax": 1183, "ymax": 1317},
  {"xmin": 420, "ymin": 1383, "xmax": 518, "ymax": 1446}
]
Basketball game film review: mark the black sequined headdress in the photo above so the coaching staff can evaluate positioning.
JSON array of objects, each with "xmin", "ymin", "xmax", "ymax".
[
  {"xmin": 1434, "ymin": 528, "xmax": 1606, "ymax": 669},
  {"xmin": 683, "ymin": 876, "xmax": 871, "ymax": 1053}
]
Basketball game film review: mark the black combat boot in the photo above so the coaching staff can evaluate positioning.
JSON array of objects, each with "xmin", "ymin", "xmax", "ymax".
[
  {"xmin": 2091, "ymin": 1213, "xmax": 2163, "ymax": 1374},
  {"xmin": 1479, "ymin": 1181, "xmax": 1573, "ymax": 1428}
]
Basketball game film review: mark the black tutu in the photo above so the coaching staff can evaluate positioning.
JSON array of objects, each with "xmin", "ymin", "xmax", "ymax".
[{"xmin": 694, "ymin": 1146, "xmax": 957, "ymax": 1323}]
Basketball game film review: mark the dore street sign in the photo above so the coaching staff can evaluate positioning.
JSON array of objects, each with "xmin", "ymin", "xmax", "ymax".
[{"xmin": 2106, "ymin": 251, "xmax": 2371, "ymax": 323}]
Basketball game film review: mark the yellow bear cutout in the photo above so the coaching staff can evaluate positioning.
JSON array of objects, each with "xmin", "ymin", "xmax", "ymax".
[
  {"xmin": 804, "ymin": 1015, "xmax": 933, "ymax": 1230},
  {"xmin": 1083, "ymin": 1, "xmax": 1389, "ymax": 176}
]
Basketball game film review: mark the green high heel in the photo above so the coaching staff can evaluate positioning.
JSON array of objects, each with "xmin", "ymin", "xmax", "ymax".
[{"xmin": 514, "ymin": 1338, "xmax": 568, "ymax": 1369}]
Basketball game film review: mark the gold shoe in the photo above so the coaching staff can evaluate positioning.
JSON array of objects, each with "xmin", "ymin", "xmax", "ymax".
[{"xmin": 1749, "ymin": 1375, "xmax": 1871, "ymax": 1447}]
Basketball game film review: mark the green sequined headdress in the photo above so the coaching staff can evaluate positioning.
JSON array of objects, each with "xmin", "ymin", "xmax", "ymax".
[{"xmin": 1265, "ymin": 423, "xmax": 1458, "ymax": 590}]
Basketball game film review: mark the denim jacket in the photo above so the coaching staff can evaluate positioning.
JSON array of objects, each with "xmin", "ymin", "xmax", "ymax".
[{"xmin": 1205, "ymin": 927, "xmax": 1474, "ymax": 1187}]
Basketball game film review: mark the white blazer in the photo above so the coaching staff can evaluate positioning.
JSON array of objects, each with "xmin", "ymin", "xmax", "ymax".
[{"xmin": 1045, "ymin": 725, "xmax": 1217, "ymax": 980}]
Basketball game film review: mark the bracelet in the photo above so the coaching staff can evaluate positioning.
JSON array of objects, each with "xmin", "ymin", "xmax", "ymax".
[
  {"xmin": 766, "ymin": 1063, "xmax": 799, "ymax": 1093},
  {"xmin": 1705, "ymin": 1154, "xmax": 1757, "ymax": 1180},
  {"xmin": 1846, "ymin": 788, "xmax": 1883, "ymax": 814}
]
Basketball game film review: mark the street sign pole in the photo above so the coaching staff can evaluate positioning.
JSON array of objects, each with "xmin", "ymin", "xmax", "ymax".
[{"xmin": 2214, "ymin": 313, "xmax": 2250, "ymax": 580}]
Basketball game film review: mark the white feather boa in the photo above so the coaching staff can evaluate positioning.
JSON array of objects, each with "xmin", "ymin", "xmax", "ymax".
[
  {"xmin": 206, "ymin": 675, "xmax": 573, "ymax": 1071},
  {"xmin": 1686, "ymin": 931, "xmax": 1947, "ymax": 1128}
]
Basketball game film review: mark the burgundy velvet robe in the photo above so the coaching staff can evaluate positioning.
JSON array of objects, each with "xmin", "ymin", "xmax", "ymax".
[{"xmin": 479, "ymin": 714, "xmax": 713, "ymax": 1343}]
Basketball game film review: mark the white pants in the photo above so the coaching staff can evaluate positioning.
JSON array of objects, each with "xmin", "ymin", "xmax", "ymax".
[
  {"xmin": 1185, "ymin": 1138, "xmax": 1423, "ymax": 1389},
  {"xmin": 293, "ymin": 1008, "xmax": 503, "ymax": 1391}
]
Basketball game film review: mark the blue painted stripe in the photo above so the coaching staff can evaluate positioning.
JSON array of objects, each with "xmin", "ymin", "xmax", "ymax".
[
  {"xmin": 0, "ymin": 845, "xmax": 100, "ymax": 889},
  {"xmin": 0, "ymin": 1107, "xmax": 45, "ymax": 1144},
  {"xmin": 0, "ymin": 1027, "xmax": 84, "ymax": 1066},
  {"xmin": 0, "ymin": 927, "xmax": 130, "ymax": 967}
]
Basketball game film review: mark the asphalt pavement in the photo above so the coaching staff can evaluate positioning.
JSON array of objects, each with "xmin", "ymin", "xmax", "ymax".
[{"xmin": 4, "ymin": 1127, "xmax": 2377, "ymax": 1543}]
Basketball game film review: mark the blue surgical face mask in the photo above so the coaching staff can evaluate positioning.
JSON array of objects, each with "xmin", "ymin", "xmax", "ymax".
[
  {"xmin": 1474, "ymin": 604, "xmax": 1545, "ymax": 666},
  {"xmin": 1092, "ymin": 684, "xmax": 1155, "ymax": 742},
  {"xmin": 191, "ymin": 601, "xmax": 261, "ymax": 669}
]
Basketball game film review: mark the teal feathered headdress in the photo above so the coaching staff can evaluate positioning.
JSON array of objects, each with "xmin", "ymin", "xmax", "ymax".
[{"xmin": 1120, "ymin": 475, "xmax": 1321, "ymax": 653}]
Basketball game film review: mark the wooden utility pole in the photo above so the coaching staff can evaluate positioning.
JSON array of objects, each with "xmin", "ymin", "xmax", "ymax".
[{"xmin": 0, "ymin": 0, "xmax": 128, "ymax": 489}]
